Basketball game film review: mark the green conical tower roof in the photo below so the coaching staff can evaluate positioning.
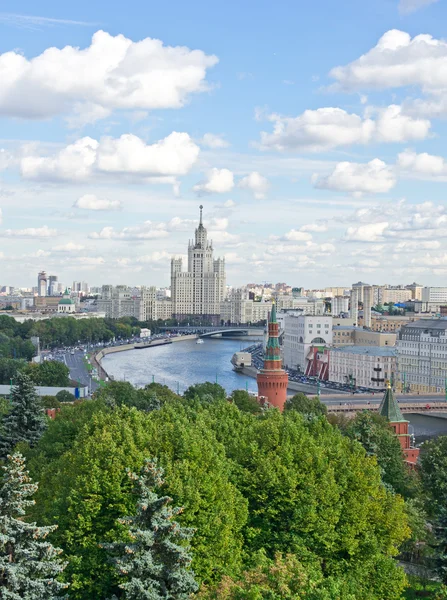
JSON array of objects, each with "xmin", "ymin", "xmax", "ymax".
[
  {"xmin": 270, "ymin": 301, "xmax": 277, "ymax": 323},
  {"xmin": 379, "ymin": 382, "xmax": 406, "ymax": 423}
]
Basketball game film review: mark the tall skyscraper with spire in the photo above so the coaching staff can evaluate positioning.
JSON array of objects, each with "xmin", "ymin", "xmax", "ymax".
[
  {"xmin": 171, "ymin": 206, "xmax": 226, "ymax": 324},
  {"xmin": 257, "ymin": 302, "xmax": 289, "ymax": 411}
]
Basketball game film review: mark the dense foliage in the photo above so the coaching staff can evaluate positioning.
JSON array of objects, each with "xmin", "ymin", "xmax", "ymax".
[
  {"xmin": 284, "ymin": 392, "xmax": 328, "ymax": 416},
  {"xmin": 0, "ymin": 372, "xmax": 47, "ymax": 460},
  {"xmin": 0, "ymin": 357, "xmax": 71, "ymax": 386},
  {"xmin": 0, "ymin": 453, "xmax": 67, "ymax": 598},
  {"xmin": 106, "ymin": 459, "xmax": 198, "ymax": 599},
  {"xmin": 21, "ymin": 389, "xmax": 411, "ymax": 600}
]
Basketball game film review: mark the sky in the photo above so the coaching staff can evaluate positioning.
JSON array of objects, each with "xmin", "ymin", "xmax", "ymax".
[{"xmin": 1, "ymin": 0, "xmax": 447, "ymax": 290}]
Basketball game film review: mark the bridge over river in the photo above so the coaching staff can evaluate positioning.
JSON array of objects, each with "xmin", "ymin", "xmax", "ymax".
[{"xmin": 158, "ymin": 325, "xmax": 264, "ymax": 338}]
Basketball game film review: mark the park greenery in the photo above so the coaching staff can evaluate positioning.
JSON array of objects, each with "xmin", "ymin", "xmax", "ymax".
[{"xmin": 1, "ymin": 374, "xmax": 447, "ymax": 598}]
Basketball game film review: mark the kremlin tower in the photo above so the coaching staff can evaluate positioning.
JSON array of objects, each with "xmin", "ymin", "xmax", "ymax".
[
  {"xmin": 379, "ymin": 381, "xmax": 419, "ymax": 465},
  {"xmin": 257, "ymin": 302, "xmax": 289, "ymax": 411}
]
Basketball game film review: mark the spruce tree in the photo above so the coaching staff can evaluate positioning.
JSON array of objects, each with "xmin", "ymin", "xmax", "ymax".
[
  {"xmin": 109, "ymin": 459, "xmax": 198, "ymax": 600},
  {"xmin": 0, "ymin": 372, "xmax": 47, "ymax": 460},
  {"xmin": 0, "ymin": 453, "xmax": 67, "ymax": 599}
]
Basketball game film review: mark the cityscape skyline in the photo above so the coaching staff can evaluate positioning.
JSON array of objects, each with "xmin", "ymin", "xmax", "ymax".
[{"xmin": 1, "ymin": 1, "xmax": 447, "ymax": 287}]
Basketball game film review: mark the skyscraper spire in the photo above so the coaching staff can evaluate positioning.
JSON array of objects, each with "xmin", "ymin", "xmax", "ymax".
[{"xmin": 199, "ymin": 204, "xmax": 203, "ymax": 226}]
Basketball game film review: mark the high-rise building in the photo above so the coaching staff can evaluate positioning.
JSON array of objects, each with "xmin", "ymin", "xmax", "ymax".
[
  {"xmin": 171, "ymin": 206, "xmax": 226, "ymax": 324},
  {"xmin": 363, "ymin": 286, "xmax": 373, "ymax": 328},
  {"xmin": 257, "ymin": 303, "xmax": 288, "ymax": 411},
  {"xmin": 48, "ymin": 275, "xmax": 58, "ymax": 296},
  {"xmin": 397, "ymin": 319, "xmax": 447, "ymax": 392},
  {"xmin": 283, "ymin": 314, "xmax": 333, "ymax": 372},
  {"xmin": 352, "ymin": 281, "xmax": 369, "ymax": 303},
  {"xmin": 98, "ymin": 285, "xmax": 141, "ymax": 319},
  {"xmin": 331, "ymin": 295, "xmax": 350, "ymax": 316},
  {"xmin": 37, "ymin": 271, "xmax": 47, "ymax": 297},
  {"xmin": 350, "ymin": 288, "xmax": 359, "ymax": 325}
]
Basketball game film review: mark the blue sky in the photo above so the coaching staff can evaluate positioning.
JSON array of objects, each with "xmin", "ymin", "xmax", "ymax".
[{"xmin": 0, "ymin": 0, "xmax": 446, "ymax": 289}]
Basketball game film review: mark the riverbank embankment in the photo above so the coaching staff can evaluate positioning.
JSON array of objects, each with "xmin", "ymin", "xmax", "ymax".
[{"xmin": 93, "ymin": 335, "xmax": 197, "ymax": 381}]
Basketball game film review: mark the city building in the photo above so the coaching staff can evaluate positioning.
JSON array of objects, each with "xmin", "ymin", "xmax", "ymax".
[
  {"xmin": 37, "ymin": 271, "xmax": 47, "ymax": 297},
  {"xmin": 329, "ymin": 346, "xmax": 396, "ymax": 389},
  {"xmin": 283, "ymin": 314, "xmax": 333, "ymax": 372},
  {"xmin": 140, "ymin": 286, "xmax": 173, "ymax": 321},
  {"xmin": 257, "ymin": 303, "xmax": 288, "ymax": 411},
  {"xmin": 381, "ymin": 287, "xmax": 413, "ymax": 304},
  {"xmin": 330, "ymin": 296, "xmax": 350, "ymax": 316},
  {"xmin": 397, "ymin": 319, "xmax": 447, "ymax": 393},
  {"xmin": 332, "ymin": 326, "xmax": 396, "ymax": 347},
  {"xmin": 350, "ymin": 288, "xmax": 359, "ymax": 325},
  {"xmin": 379, "ymin": 382, "xmax": 419, "ymax": 465},
  {"xmin": 406, "ymin": 282, "xmax": 423, "ymax": 301},
  {"xmin": 352, "ymin": 281, "xmax": 370, "ymax": 303},
  {"xmin": 363, "ymin": 286, "xmax": 373, "ymax": 328},
  {"xmin": 58, "ymin": 289, "xmax": 76, "ymax": 314},
  {"xmin": 48, "ymin": 275, "xmax": 58, "ymax": 296},
  {"xmin": 98, "ymin": 285, "xmax": 142, "ymax": 319},
  {"xmin": 72, "ymin": 281, "xmax": 89, "ymax": 295},
  {"xmin": 171, "ymin": 206, "xmax": 226, "ymax": 324}
]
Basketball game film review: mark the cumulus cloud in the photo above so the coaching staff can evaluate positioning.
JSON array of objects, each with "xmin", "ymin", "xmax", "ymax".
[
  {"xmin": 1, "ymin": 225, "xmax": 57, "ymax": 238},
  {"xmin": 314, "ymin": 159, "xmax": 396, "ymax": 196},
  {"xmin": 0, "ymin": 207, "xmax": 2, "ymax": 225},
  {"xmin": 20, "ymin": 132, "xmax": 200, "ymax": 185},
  {"xmin": 199, "ymin": 133, "xmax": 230, "ymax": 148},
  {"xmin": 330, "ymin": 29, "xmax": 447, "ymax": 93},
  {"xmin": 52, "ymin": 242, "xmax": 85, "ymax": 252},
  {"xmin": 258, "ymin": 104, "xmax": 429, "ymax": 152},
  {"xmin": 0, "ymin": 30, "xmax": 218, "ymax": 121},
  {"xmin": 345, "ymin": 222, "xmax": 390, "ymax": 242},
  {"xmin": 397, "ymin": 149, "xmax": 447, "ymax": 177},
  {"xmin": 280, "ymin": 229, "xmax": 313, "ymax": 242},
  {"xmin": 193, "ymin": 168, "xmax": 234, "ymax": 195},
  {"xmin": 238, "ymin": 171, "xmax": 270, "ymax": 199},
  {"xmin": 74, "ymin": 194, "xmax": 122, "ymax": 211},
  {"xmin": 89, "ymin": 221, "xmax": 169, "ymax": 241},
  {"xmin": 136, "ymin": 251, "xmax": 171, "ymax": 263},
  {"xmin": 399, "ymin": 0, "xmax": 438, "ymax": 14}
]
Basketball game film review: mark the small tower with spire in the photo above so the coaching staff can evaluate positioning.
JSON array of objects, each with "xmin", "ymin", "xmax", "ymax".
[
  {"xmin": 379, "ymin": 381, "xmax": 419, "ymax": 465},
  {"xmin": 257, "ymin": 302, "xmax": 289, "ymax": 411}
]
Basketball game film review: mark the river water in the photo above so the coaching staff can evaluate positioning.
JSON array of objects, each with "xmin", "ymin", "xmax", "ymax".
[{"xmin": 101, "ymin": 338, "xmax": 260, "ymax": 395}]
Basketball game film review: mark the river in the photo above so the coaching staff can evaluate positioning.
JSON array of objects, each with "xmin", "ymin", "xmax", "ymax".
[{"xmin": 101, "ymin": 338, "xmax": 261, "ymax": 395}]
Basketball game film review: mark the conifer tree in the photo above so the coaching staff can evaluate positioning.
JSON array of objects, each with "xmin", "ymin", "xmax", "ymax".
[
  {"xmin": 0, "ymin": 453, "xmax": 67, "ymax": 599},
  {"xmin": 0, "ymin": 372, "xmax": 47, "ymax": 460},
  {"xmin": 109, "ymin": 459, "xmax": 198, "ymax": 600}
]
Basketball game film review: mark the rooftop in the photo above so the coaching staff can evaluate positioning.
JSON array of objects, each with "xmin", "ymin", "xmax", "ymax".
[
  {"xmin": 330, "ymin": 346, "xmax": 396, "ymax": 356},
  {"xmin": 403, "ymin": 319, "xmax": 447, "ymax": 330}
]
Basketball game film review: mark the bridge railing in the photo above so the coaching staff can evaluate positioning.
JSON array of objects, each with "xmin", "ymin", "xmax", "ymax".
[{"xmin": 327, "ymin": 402, "xmax": 447, "ymax": 413}]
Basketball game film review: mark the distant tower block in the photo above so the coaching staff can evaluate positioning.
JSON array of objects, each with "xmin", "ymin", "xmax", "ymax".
[
  {"xmin": 257, "ymin": 302, "xmax": 289, "ymax": 411},
  {"xmin": 350, "ymin": 288, "xmax": 359, "ymax": 325}
]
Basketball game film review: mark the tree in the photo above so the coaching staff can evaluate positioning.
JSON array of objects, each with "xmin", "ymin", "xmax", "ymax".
[
  {"xmin": 344, "ymin": 411, "xmax": 415, "ymax": 497},
  {"xmin": 107, "ymin": 459, "xmax": 198, "ymax": 599},
  {"xmin": 23, "ymin": 361, "xmax": 70, "ymax": 387},
  {"xmin": 183, "ymin": 382, "xmax": 226, "ymax": 402},
  {"xmin": 0, "ymin": 372, "xmax": 47, "ymax": 460},
  {"xmin": 0, "ymin": 453, "xmax": 67, "ymax": 598},
  {"xmin": 56, "ymin": 390, "xmax": 75, "ymax": 403},
  {"xmin": 421, "ymin": 436, "xmax": 447, "ymax": 517},
  {"xmin": 230, "ymin": 390, "xmax": 262, "ymax": 414},
  {"xmin": 284, "ymin": 392, "xmax": 327, "ymax": 416}
]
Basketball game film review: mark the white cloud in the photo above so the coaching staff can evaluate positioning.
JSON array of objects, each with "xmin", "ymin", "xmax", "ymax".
[
  {"xmin": 300, "ymin": 222, "xmax": 328, "ymax": 233},
  {"xmin": 193, "ymin": 168, "xmax": 234, "ymax": 195},
  {"xmin": 412, "ymin": 253, "xmax": 447, "ymax": 266},
  {"xmin": 200, "ymin": 133, "xmax": 230, "ymax": 148},
  {"xmin": 52, "ymin": 242, "xmax": 85, "ymax": 252},
  {"xmin": 345, "ymin": 222, "xmax": 390, "ymax": 242},
  {"xmin": 20, "ymin": 132, "xmax": 200, "ymax": 183},
  {"xmin": 223, "ymin": 199, "xmax": 235, "ymax": 208},
  {"xmin": 1, "ymin": 225, "xmax": 57, "ymax": 238},
  {"xmin": 238, "ymin": 171, "xmax": 270, "ymax": 199},
  {"xmin": 282, "ymin": 229, "xmax": 313, "ymax": 242},
  {"xmin": 89, "ymin": 221, "xmax": 169, "ymax": 241},
  {"xmin": 136, "ymin": 251, "xmax": 170, "ymax": 263},
  {"xmin": 314, "ymin": 159, "xmax": 396, "ymax": 196},
  {"xmin": 399, "ymin": 0, "xmax": 438, "ymax": 14},
  {"xmin": 74, "ymin": 194, "xmax": 122, "ymax": 211},
  {"xmin": 395, "ymin": 240, "xmax": 440, "ymax": 251},
  {"xmin": 76, "ymin": 257, "xmax": 105, "ymax": 265},
  {"xmin": 258, "ymin": 105, "xmax": 429, "ymax": 152},
  {"xmin": 397, "ymin": 149, "xmax": 447, "ymax": 177},
  {"xmin": 206, "ymin": 217, "xmax": 229, "ymax": 231},
  {"xmin": 0, "ymin": 30, "xmax": 218, "ymax": 121},
  {"xmin": 330, "ymin": 29, "xmax": 447, "ymax": 93},
  {"xmin": 207, "ymin": 230, "xmax": 240, "ymax": 245},
  {"xmin": 0, "ymin": 208, "xmax": 2, "ymax": 225}
]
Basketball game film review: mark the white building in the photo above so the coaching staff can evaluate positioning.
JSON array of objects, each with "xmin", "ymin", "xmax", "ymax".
[
  {"xmin": 352, "ymin": 281, "xmax": 370, "ymax": 303},
  {"xmin": 140, "ymin": 287, "xmax": 173, "ymax": 322},
  {"xmin": 57, "ymin": 289, "xmax": 77, "ymax": 314},
  {"xmin": 37, "ymin": 271, "xmax": 47, "ymax": 297},
  {"xmin": 331, "ymin": 296, "xmax": 350, "ymax": 316},
  {"xmin": 171, "ymin": 206, "xmax": 226, "ymax": 324},
  {"xmin": 220, "ymin": 289, "xmax": 272, "ymax": 324},
  {"xmin": 350, "ymin": 288, "xmax": 359, "ymax": 325},
  {"xmin": 397, "ymin": 319, "xmax": 447, "ymax": 392},
  {"xmin": 329, "ymin": 346, "xmax": 396, "ymax": 389},
  {"xmin": 363, "ymin": 286, "xmax": 373, "ymax": 328},
  {"xmin": 283, "ymin": 314, "xmax": 333, "ymax": 372},
  {"xmin": 98, "ymin": 285, "xmax": 141, "ymax": 319},
  {"xmin": 382, "ymin": 288, "xmax": 413, "ymax": 304}
]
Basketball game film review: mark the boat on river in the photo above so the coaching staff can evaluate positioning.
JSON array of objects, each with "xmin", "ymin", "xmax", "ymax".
[{"xmin": 196, "ymin": 338, "xmax": 204, "ymax": 344}]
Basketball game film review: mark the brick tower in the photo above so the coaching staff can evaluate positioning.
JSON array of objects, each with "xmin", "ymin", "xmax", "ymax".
[
  {"xmin": 379, "ymin": 381, "xmax": 419, "ymax": 465},
  {"xmin": 257, "ymin": 302, "xmax": 289, "ymax": 411}
]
